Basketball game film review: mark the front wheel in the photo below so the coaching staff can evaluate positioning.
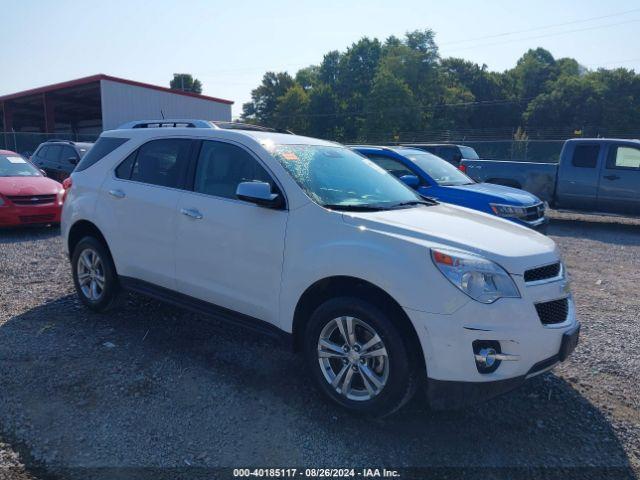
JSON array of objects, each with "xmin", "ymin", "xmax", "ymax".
[{"xmin": 303, "ymin": 297, "xmax": 418, "ymax": 417}]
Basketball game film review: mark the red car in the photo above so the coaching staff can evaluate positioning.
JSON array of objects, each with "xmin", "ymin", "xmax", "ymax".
[{"xmin": 0, "ymin": 150, "xmax": 64, "ymax": 227}]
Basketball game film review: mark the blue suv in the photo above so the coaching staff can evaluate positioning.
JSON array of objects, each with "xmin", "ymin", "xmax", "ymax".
[{"xmin": 352, "ymin": 146, "xmax": 548, "ymax": 231}]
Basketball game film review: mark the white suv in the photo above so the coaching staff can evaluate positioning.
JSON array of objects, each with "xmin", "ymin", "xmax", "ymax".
[{"xmin": 61, "ymin": 120, "xmax": 580, "ymax": 416}]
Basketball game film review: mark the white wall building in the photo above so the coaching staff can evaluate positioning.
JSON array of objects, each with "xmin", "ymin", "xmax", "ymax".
[{"xmin": 0, "ymin": 74, "xmax": 233, "ymax": 136}]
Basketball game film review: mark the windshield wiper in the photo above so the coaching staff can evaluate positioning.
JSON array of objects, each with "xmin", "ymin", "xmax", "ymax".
[
  {"xmin": 389, "ymin": 199, "xmax": 438, "ymax": 209},
  {"xmin": 323, "ymin": 204, "xmax": 389, "ymax": 212}
]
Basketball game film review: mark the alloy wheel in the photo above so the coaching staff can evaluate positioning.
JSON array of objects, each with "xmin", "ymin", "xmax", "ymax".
[
  {"xmin": 76, "ymin": 248, "xmax": 105, "ymax": 301},
  {"xmin": 317, "ymin": 316, "xmax": 389, "ymax": 401}
]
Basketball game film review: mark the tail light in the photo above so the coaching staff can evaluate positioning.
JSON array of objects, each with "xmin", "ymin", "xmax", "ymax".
[
  {"xmin": 61, "ymin": 177, "xmax": 73, "ymax": 203},
  {"xmin": 458, "ymin": 164, "xmax": 467, "ymax": 173}
]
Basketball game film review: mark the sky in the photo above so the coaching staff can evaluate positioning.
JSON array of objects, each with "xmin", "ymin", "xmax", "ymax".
[{"xmin": 1, "ymin": 0, "xmax": 639, "ymax": 117}]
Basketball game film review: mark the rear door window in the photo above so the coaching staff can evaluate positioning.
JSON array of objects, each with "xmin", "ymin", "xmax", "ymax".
[
  {"xmin": 571, "ymin": 145, "xmax": 600, "ymax": 168},
  {"xmin": 129, "ymin": 139, "xmax": 192, "ymax": 188},
  {"xmin": 43, "ymin": 145, "xmax": 62, "ymax": 164}
]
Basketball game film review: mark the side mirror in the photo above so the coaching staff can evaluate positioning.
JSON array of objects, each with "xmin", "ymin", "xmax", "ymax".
[
  {"xmin": 236, "ymin": 181, "xmax": 283, "ymax": 209},
  {"xmin": 67, "ymin": 156, "xmax": 79, "ymax": 165},
  {"xmin": 399, "ymin": 174, "xmax": 420, "ymax": 188},
  {"xmin": 40, "ymin": 169, "xmax": 47, "ymax": 176}
]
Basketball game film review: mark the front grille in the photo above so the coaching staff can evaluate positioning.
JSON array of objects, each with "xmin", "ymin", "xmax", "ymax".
[
  {"xmin": 525, "ymin": 262, "xmax": 561, "ymax": 282},
  {"xmin": 7, "ymin": 194, "xmax": 56, "ymax": 205},
  {"xmin": 19, "ymin": 214, "xmax": 56, "ymax": 224},
  {"xmin": 523, "ymin": 202, "xmax": 545, "ymax": 221},
  {"xmin": 535, "ymin": 298, "xmax": 569, "ymax": 325}
]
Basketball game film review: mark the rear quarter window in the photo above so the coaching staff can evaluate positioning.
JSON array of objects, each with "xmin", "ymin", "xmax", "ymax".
[
  {"xmin": 75, "ymin": 137, "xmax": 129, "ymax": 172},
  {"xmin": 571, "ymin": 145, "xmax": 600, "ymax": 168}
]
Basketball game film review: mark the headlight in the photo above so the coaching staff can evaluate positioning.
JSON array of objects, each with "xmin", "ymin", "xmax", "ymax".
[
  {"xmin": 490, "ymin": 203, "xmax": 527, "ymax": 219},
  {"xmin": 431, "ymin": 248, "xmax": 520, "ymax": 303}
]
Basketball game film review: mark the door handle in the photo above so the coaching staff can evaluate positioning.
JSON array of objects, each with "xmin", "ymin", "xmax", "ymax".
[
  {"xmin": 603, "ymin": 175, "xmax": 620, "ymax": 181},
  {"xmin": 180, "ymin": 208, "xmax": 203, "ymax": 220},
  {"xmin": 109, "ymin": 189, "xmax": 126, "ymax": 199}
]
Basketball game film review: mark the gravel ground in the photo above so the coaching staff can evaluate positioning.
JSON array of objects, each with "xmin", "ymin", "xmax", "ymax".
[{"xmin": 0, "ymin": 211, "xmax": 638, "ymax": 479}]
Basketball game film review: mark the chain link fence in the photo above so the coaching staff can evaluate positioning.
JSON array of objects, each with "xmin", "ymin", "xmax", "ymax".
[
  {"xmin": 0, "ymin": 133, "xmax": 568, "ymax": 164},
  {"xmin": 1, "ymin": 129, "xmax": 635, "ymax": 165},
  {"xmin": 460, "ymin": 140, "xmax": 565, "ymax": 163}
]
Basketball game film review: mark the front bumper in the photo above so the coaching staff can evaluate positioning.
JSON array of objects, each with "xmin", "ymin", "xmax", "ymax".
[
  {"xmin": 426, "ymin": 322, "xmax": 579, "ymax": 409},
  {"xmin": 0, "ymin": 203, "xmax": 62, "ymax": 227},
  {"xmin": 522, "ymin": 215, "xmax": 549, "ymax": 232},
  {"xmin": 405, "ymin": 275, "xmax": 579, "ymax": 409}
]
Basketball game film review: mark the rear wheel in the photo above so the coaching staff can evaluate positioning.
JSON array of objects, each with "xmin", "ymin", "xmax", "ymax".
[
  {"xmin": 304, "ymin": 297, "xmax": 418, "ymax": 417},
  {"xmin": 71, "ymin": 236, "xmax": 123, "ymax": 312}
]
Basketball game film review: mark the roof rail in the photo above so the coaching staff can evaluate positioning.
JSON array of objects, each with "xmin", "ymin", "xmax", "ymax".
[
  {"xmin": 117, "ymin": 119, "xmax": 293, "ymax": 134},
  {"xmin": 117, "ymin": 119, "xmax": 215, "ymax": 129}
]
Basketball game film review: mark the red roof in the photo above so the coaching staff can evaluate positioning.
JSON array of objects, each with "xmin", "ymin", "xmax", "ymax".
[{"xmin": 0, "ymin": 74, "xmax": 234, "ymax": 105}]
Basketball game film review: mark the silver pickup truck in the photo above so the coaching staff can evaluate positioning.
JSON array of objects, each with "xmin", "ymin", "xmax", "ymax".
[{"xmin": 460, "ymin": 138, "xmax": 640, "ymax": 216}]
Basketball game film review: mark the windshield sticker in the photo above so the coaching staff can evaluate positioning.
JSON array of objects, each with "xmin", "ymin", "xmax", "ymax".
[
  {"xmin": 281, "ymin": 151, "xmax": 299, "ymax": 161},
  {"xmin": 6, "ymin": 156, "xmax": 26, "ymax": 164}
]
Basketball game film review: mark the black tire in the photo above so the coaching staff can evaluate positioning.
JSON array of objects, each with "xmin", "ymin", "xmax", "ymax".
[
  {"xmin": 303, "ymin": 297, "xmax": 418, "ymax": 417},
  {"xmin": 71, "ymin": 236, "xmax": 123, "ymax": 312}
]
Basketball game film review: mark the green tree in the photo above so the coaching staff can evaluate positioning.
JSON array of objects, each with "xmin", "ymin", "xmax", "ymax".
[
  {"xmin": 240, "ymin": 32, "xmax": 640, "ymax": 141},
  {"xmin": 364, "ymin": 67, "xmax": 420, "ymax": 142},
  {"xmin": 319, "ymin": 51, "xmax": 342, "ymax": 85},
  {"xmin": 593, "ymin": 68, "xmax": 640, "ymax": 130},
  {"xmin": 295, "ymin": 66, "xmax": 320, "ymax": 91},
  {"xmin": 510, "ymin": 48, "xmax": 558, "ymax": 100},
  {"xmin": 170, "ymin": 74, "xmax": 203, "ymax": 94},
  {"xmin": 273, "ymin": 85, "xmax": 310, "ymax": 133},
  {"xmin": 523, "ymin": 75, "xmax": 602, "ymax": 127},
  {"xmin": 308, "ymin": 84, "xmax": 341, "ymax": 140},
  {"xmin": 379, "ymin": 30, "xmax": 441, "ymax": 129},
  {"xmin": 440, "ymin": 58, "xmax": 520, "ymax": 128},
  {"xmin": 241, "ymin": 72, "xmax": 295, "ymax": 125}
]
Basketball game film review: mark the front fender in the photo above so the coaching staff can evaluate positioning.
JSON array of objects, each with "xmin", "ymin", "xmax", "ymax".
[{"xmin": 278, "ymin": 204, "xmax": 469, "ymax": 332}]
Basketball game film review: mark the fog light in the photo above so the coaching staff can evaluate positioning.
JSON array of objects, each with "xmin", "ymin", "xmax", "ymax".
[
  {"xmin": 472, "ymin": 340, "xmax": 520, "ymax": 374},
  {"xmin": 473, "ymin": 340, "xmax": 501, "ymax": 373}
]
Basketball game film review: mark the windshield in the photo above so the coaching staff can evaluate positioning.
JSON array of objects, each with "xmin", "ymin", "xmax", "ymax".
[
  {"xmin": 403, "ymin": 152, "xmax": 474, "ymax": 186},
  {"xmin": 0, "ymin": 155, "xmax": 41, "ymax": 177},
  {"xmin": 273, "ymin": 145, "xmax": 423, "ymax": 210},
  {"xmin": 459, "ymin": 146, "xmax": 479, "ymax": 159}
]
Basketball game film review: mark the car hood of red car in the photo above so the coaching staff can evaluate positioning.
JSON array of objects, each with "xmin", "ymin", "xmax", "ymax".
[{"xmin": 0, "ymin": 176, "xmax": 63, "ymax": 197}]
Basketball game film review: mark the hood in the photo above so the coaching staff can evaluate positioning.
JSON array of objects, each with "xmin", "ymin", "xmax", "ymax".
[
  {"xmin": 0, "ymin": 176, "xmax": 63, "ymax": 197},
  {"xmin": 342, "ymin": 203, "xmax": 557, "ymax": 274},
  {"xmin": 444, "ymin": 182, "xmax": 541, "ymax": 205}
]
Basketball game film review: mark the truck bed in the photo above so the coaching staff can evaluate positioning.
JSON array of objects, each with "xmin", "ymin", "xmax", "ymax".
[{"xmin": 462, "ymin": 160, "xmax": 558, "ymax": 202}]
